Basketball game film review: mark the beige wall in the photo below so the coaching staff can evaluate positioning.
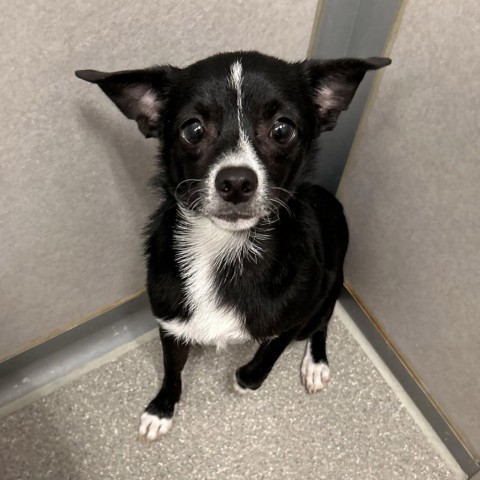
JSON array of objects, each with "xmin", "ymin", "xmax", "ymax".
[
  {"xmin": 338, "ymin": 0, "xmax": 480, "ymax": 457},
  {"xmin": 0, "ymin": 0, "xmax": 318, "ymax": 360}
]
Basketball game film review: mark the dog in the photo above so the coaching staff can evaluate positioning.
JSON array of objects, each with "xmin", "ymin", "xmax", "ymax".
[{"xmin": 76, "ymin": 51, "xmax": 390, "ymax": 441}]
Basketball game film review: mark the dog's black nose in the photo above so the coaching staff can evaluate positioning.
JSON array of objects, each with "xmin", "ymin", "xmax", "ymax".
[{"xmin": 215, "ymin": 167, "xmax": 258, "ymax": 204}]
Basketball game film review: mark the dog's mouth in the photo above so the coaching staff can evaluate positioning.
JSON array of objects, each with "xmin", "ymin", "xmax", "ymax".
[
  {"xmin": 210, "ymin": 212, "xmax": 260, "ymax": 231},
  {"xmin": 175, "ymin": 178, "xmax": 270, "ymax": 231},
  {"xmin": 215, "ymin": 212, "xmax": 254, "ymax": 222},
  {"xmin": 176, "ymin": 187, "xmax": 263, "ymax": 231}
]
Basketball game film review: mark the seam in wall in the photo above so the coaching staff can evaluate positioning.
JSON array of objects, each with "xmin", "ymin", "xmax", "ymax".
[
  {"xmin": 307, "ymin": 0, "xmax": 325, "ymax": 57},
  {"xmin": 336, "ymin": 0, "xmax": 408, "ymax": 197}
]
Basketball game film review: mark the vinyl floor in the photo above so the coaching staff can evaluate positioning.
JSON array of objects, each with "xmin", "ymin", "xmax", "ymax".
[{"xmin": 0, "ymin": 310, "xmax": 460, "ymax": 480}]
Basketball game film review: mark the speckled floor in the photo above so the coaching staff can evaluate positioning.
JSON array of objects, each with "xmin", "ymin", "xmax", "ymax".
[{"xmin": 0, "ymin": 313, "xmax": 459, "ymax": 480}]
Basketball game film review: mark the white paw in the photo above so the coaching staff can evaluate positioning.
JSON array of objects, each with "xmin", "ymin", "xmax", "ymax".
[
  {"xmin": 301, "ymin": 344, "xmax": 330, "ymax": 394},
  {"xmin": 138, "ymin": 412, "xmax": 173, "ymax": 442}
]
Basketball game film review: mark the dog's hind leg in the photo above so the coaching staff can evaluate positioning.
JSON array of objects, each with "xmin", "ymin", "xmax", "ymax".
[
  {"xmin": 234, "ymin": 328, "xmax": 298, "ymax": 393},
  {"xmin": 138, "ymin": 328, "xmax": 190, "ymax": 442}
]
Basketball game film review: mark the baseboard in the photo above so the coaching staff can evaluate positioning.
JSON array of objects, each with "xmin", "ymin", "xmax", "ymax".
[{"xmin": 0, "ymin": 293, "xmax": 155, "ymax": 415}]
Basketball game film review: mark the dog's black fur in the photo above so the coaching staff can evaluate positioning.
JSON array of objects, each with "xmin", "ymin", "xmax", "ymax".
[{"xmin": 76, "ymin": 51, "xmax": 390, "ymax": 440}]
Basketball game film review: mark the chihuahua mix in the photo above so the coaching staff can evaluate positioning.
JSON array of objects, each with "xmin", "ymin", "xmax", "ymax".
[{"xmin": 76, "ymin": 51, "xmax": 390, "ymax": 441}]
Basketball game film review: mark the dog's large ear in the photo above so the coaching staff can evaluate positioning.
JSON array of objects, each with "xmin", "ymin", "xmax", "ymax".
[
  {"xmin": 75, "ymin": 66, "xmax": 178, "ymax": 138},
  {"xmin": 303, "ymin": 57, "xmax": 391, "ymax": 133}
]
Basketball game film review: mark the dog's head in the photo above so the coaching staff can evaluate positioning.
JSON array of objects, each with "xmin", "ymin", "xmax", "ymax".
[{"xmin": 76, "ymin": 52, "xmax": 390, "ymax": 231}]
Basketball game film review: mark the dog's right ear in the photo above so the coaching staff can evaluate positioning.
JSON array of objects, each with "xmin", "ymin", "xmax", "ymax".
[{"xmin": 75, "ymin": 66, "xmax": 178, "ymax": 138}]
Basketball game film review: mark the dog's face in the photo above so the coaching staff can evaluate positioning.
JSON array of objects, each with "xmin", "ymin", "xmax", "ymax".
[{"xmin": 76, "ymin": 52, "xmax": 390, "ymax": 231}]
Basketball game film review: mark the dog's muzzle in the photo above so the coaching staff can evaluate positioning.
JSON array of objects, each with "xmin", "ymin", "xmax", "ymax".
[{"xmin": 207, "ymin": 166, "xmax": 263, "ymax": 231}]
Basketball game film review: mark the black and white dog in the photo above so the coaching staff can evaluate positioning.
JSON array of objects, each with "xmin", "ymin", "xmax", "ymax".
[{"xmin": 76, "ymin": 51, "xmax": 390, "ymax": 441}]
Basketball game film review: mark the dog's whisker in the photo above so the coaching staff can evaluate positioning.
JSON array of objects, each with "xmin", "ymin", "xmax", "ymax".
[
  {"xmin": 174, "ymin": 179, "xmax": 203, "ymax": 204},
  {"xmin": 185, "ymin": 187, "xmax": 208, "ymax": 207},
  {"xmin": 190, "ymin": 199, "xmax": 204, "ymax": 212},
  {"xmin": 271, "ymin": 186, "xmax": 296, "ymax": 200},
  {"xmin": 174, "ymin": 183, "xmax": 209, "ymax": 210},
  {"xmin": 268, "ymin": 197, "xmax": 294, "ymax": 220},
  {"xmin": 175, "ymin": 178, "xmax": 202, "ymax": 193},
  {"xmin": 263, "ymin": 202, "xmax": 282, "ymax": 225}
]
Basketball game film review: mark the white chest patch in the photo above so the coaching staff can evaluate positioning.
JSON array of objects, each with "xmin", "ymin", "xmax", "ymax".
[{"xmin": 158, "ymin": 209, "xmax": 261, "ymax": 349}]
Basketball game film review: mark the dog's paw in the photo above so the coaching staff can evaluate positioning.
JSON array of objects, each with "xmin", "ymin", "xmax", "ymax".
[
  {"xmin": 138, "ymin": 412, "xmax": 173, "ymax": 442},
  {"xmin": 301, "ymin": 350, "xmax": 330, "ymax": 394},
  {"xmin": 234, "ymin": 366, "xmax": 265, "ymax": 393},
  {"xmin": 233, "ymin": 371, "xmax": 252, "ymax": 394}
]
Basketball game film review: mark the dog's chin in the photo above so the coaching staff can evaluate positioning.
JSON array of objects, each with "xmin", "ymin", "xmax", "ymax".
[{"xmin": 210, "ymin": 215, "xmax": 259, "ymax": 232}]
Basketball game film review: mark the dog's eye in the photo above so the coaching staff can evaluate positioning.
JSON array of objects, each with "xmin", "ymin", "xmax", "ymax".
[
  {"xmin": 270, "ymin": 119, "xmax": 296, "ymax": 144},
  {"xmin": 181, "ymin": 119, "xmax": 205, "ymax": 145}
]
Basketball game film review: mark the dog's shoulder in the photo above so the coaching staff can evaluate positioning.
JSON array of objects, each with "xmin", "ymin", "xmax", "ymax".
[
  {"xmin": 297, "ymin": 184, "xmax": 345, "ymax": 217},
  {"xmin": 144, "ymin": 196, "xmax": 177, "ymax": 255},
  {"xmin": 294, "ymin": 183, "xmax": 349, "ymax": 268}
]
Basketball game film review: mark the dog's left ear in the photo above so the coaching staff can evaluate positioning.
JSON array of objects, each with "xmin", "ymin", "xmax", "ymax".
[
  {"xmin": 303, "ymin": 57, "xmax": 391, "ymax": 133},
  {"xmin": 75, "ymin": 66, "xmax": 178, "ymax": 138}
]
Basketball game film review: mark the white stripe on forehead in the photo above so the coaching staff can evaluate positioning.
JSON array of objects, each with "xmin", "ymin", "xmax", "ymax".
[
  {"xmin": 229, "ymin": 61, "xmax": 243, "ymax": 104},
  {"xmin": 229, "ymin": 60, "xmax": 244, "ymax": 126}
]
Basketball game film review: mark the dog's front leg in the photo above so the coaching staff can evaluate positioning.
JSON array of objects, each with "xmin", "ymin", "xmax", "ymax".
[
  {"xmin": 234, "ymin": 328, "xmax": 297, "ymax": 393},
  {"xmin": 138, "ymin": 328, "xmax": 190, "ymax": 442}
]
